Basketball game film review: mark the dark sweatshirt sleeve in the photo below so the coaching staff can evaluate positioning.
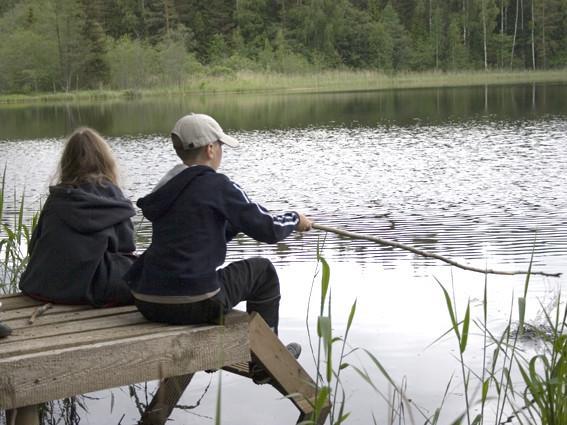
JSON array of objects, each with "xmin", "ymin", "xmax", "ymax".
[
  {"xmin": 225, "ymin": 221, "xmax": 239, "ymax": 242},
  {"xmin": 219, "ymin": 178, "xmax": 299, "ymax": 244}
]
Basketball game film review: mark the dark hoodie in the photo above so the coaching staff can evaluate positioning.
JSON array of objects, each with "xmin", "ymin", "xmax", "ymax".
[
  {"xmin": 125, "ymin": 165, "xmax": 299, "ymax": 299},
  {"xmin": 19, "ymin": 181, "xmax": 136, "ymax": 306}
]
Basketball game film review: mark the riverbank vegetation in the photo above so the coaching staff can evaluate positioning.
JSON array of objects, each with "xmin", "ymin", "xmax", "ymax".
[
  {"xmin": 1, "ymin": 0, "xmax": 566, "ymax": 99},
  {"xmin": 0, "ymin": 69, "xmax": 566, "ymax": 105}
]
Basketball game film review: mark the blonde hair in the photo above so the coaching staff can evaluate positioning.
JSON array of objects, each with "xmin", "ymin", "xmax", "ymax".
[{"xmin": 57, "ymin": 127, "xmax": 119, "ymax": 186}]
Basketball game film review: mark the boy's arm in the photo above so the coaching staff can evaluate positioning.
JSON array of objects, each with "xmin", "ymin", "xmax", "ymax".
[
  {"xmin": 225, "ymin": 220, "xmax": 239, "ymax": 242},
  {"xmin": 221, "ymin": 179, "xmax": 299, "ymax": 244}
]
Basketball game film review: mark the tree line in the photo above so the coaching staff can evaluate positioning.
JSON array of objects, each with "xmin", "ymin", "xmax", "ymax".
[{"xmin": 0, "ymin": 0, "xmax": 565, "ymax": 94}]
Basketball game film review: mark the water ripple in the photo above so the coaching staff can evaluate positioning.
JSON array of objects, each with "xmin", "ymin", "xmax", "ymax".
[{"xmin": 1, "ymin": 119, "xmax": 566, "ymax": 272}]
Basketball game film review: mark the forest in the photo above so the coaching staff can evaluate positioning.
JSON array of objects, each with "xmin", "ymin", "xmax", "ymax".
[{"xmin": 0, "ymin": 0, "xmax": 566, "ymax": 94}]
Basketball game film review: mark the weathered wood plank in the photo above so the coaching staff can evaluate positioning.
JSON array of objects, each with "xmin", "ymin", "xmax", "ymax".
[
  {"xmin": 0, "ymin": 310, "xmax": 249, "ymax": 359},
  {"xmin": 4, "ymin": 306, "xmax": 136, "ymax": 330},
  {"xmin": 3, "ymin": 312, "xmax": 148, "ymax": 343},
  {"xmin": 140, "ymin": 374, "xmax": 194, "ymax": 425},
  {"xmin": 0, "ymin": 322, "xmax": 184, "ymax": 359},
  {"xmin": 0, "ymin": 318, "xmax": 250, "ymax": 410},
  {"xmin": 248, "ymin": 314, "xmax": 317, "ymax": 414},
  {"xmin": 0, "ymin": 295, "xmax": 43, "ymax": 310},
  {"xmin": 223, "ymin": 361, "xmax": 250, "ymax": 377},
  {"xmin": 1, "ymin": 304, "xmax": 90, "ymax": 321}
]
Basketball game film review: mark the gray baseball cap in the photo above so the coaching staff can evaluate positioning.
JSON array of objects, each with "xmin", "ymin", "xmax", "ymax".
[{"xmin": 171, "ymin": 113, "xmax": 239, "ymax": 149}]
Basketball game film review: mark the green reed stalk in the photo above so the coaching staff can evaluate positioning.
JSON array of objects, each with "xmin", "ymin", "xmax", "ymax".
[
  {"xmin": 330, "ymin": 299, "xmax": 356, "ymax": 424},
  {"xmin": 478, "ymin": 269, "xmax": 489, "ymax": 425},
  {"xmin": 301, "ymin": 253, "xmax": 357, "ymax": 425},
  {"xmin": 492, "ymin": 241, "xmax": 536, "ymax": 425},
  {"xmin": 436, "ymin": 277, "xmax": 472, "ymax": 425},
  {"xmin": 516, "ymin": 295, "xmax": 567, "ymax": 425},
  {"xmin": 0, "ymin": 166, "xmax": 39, "ymax": 294}
]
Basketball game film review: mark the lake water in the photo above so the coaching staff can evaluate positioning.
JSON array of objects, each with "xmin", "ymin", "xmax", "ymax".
[{"xmin": 1, "ymin": 83, "xmax": 567, "ymax": 424}]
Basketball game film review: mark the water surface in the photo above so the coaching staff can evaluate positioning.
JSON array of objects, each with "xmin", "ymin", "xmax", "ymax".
[{"xmin": 1, "ymin": 83, "xmax": 566, "ymax": 424}]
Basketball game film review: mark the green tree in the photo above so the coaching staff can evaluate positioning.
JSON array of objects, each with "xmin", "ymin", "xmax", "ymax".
[
  {"xmin": 446, "ymin": 13, "xmax": 469, "ymax": 69},
  {"xmin": 208, "ymin": 33, "xmax": 229, "ymax": 64},
  {"xmin": 258, "ymin": 37, "xmax": 274, "ymax": 70},
  {"xmin": 81, "ymin": 0, "xmax": 110, "ymax": 88},
  {"xmin": 368, "ymin": 0, "xmax": 381, "ymax": 20},
  {"xmin": 335, "ymin": 5, "xmax": 373, "ymax": 67},
  {"xmin": 231, "ymin": 27, "xmax": 248, "ymax": 57},
  {"xmin": 0, "ymin": 30, "xmax": 58, "ymax": 92},
  {"xmin": 106, "ymin": 36, "xmax": 159, "ymax": 89},
  {"xmin": 235, "ymin": 0, "xmax": 272, "ymax": 53},
  {"xmin": 157, "ymin": 38, "xmax": 193, "ymax": 86},
  {"xmin": 54, "ymin": 0, "xmax": 88, "ymax": 91},
  {"xmin": 381, "ymin": 2, "xmax": 411, "ymax": 70},
  {"xmin": 531, "ymin": 0, "xmax": 566, "ymax": 68},
  {"xmin": 173, "ymin": 0, "xmax": 234, "ymax": 60},
  {"xmin": 368, "ymin": 21, "xmax": 393, "ymax": 70},
  {"xmin": 144, "ymin": 0, "xmax": 178, "ymax": 43},
  {"xmin": 408, "ymin": 0, "xmax": 436, "ymax": 69},
  {"xmin": 288, "ymin": 0, "xmax": 345, "ymax": 65}
]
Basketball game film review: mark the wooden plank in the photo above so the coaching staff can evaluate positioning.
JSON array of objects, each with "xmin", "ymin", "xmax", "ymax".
[
  {"xmin": 2, "ymin": 312, "xmax": 148, "ymax": 343},
  {"xmin": 0, "ymin": 310, "xmax": 249, "ymax": 359},
  {"xmin": 1, "ymin": 304, "xmax": 90, "ymax": 321},
  {"xmin": 0, "ymin": 322, "xmax": 183, "ymax": 359},
  {"xmin": 223, "ymin": 361, "xmax": 250, "ymax": 378},
  {"xmin": 4, "ymin": 306, "xmax": 137, "ymax": 330},
  {"xmin": 0, "ymin": 318, "xmax": 249, "ymax": 410},
  {"xmin": 0, "ymin": 295, "xmax": 43, "ymax": 310},
  {"xmin": 140, "ymin": 374, "xmax": 194, "ymax": 425},
  {"xmin": 248, "ymin": 314, "xmax": 318, "ymax": 414}
]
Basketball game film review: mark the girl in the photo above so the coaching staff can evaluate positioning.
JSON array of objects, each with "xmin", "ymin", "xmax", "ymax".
[{"xmin": 19, "ymin": 128, "xmax": 136, "ymax": 306}]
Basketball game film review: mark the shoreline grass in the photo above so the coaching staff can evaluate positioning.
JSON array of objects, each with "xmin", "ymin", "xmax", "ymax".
[{"xmin": 0, "ymin": 69, "xmax": 566, "ymax": 106}]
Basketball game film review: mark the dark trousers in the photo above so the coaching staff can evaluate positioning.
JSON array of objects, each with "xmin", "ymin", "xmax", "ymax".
[{"xmin": 135, "ymin": 257, "xmax": 281, "ymax": 332}]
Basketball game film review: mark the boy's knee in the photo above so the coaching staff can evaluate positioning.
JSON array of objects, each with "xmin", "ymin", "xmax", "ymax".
[
  {"xmin": 249, "ymin": 257, "xmax": 277, "ymax": 275},
  {"xmin": 259, "ymin": 258, "xmax": 279, "ymax": 281},
  {"xmin": 247, "ymin": 257, "xmax": 280, "ymax": 293}
]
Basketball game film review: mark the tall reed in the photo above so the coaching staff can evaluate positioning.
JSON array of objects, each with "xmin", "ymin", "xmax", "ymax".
[
  {"xmin": 0, "ymin": 167, "xmax": 39, "ymax": 294},
  {"xmin": 300, "ymin": 249, "xmax": 357, "ymax": 425},
  {"xmin": 515, "ymin": 295, "xmax": 567, "ymax": 424}
]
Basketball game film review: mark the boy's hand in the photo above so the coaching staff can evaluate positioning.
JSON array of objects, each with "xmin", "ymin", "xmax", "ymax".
[{"xmin": 296, "ymin": 213, "xmax": 313, "ymax": 232}]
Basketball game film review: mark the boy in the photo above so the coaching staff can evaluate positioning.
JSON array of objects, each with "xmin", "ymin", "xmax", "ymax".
[{"xmin": 125, "ymin": 113, "xmax": 312, "ymax": 362}]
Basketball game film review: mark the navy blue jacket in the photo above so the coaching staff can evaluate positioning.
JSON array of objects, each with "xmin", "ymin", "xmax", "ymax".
[
  {"xmin": 19, "ymin": 182, "xmax": 136, "ymax": 306},
  {"xmin": 125, "ymin": 165, "xmax": 299, "ymax": 298}
]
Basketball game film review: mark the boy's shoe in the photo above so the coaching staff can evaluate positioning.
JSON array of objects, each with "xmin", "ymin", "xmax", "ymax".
[
  {"xmin": 285, "ymin": 342, "xmax": 302, "ymax": 359},
  {"xmin": 0, "ymin": 321, "xmax": 12, "ymax": 338},
  {"xmin": 250, "ymin": 342, "xmax": 302, "ymax": 385}
]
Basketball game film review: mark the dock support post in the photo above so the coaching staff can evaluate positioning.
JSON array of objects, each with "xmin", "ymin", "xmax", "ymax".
[
  {"xmin": 247, "ymin": 313, "xmax": 330, "ymax": 425},
  {"xmin": 139, "ymin": 374, "xmax": 194, "ymax": 425},
  {"xmin": 6, "ymin": 405, "xmax": 40, "ymax": 425}
]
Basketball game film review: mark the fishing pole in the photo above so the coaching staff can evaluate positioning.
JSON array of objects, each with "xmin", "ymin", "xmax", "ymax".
[{"xmin": 312, "ymin": 223, "xmax": 561, "ymax": 278}]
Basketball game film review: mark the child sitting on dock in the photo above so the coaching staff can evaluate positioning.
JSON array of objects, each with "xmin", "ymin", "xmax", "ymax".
[
  {"xmin": 125, "ymin": 113, "xmax": 312, "ymax": 365},
  {"xmin": 19, "ymin": 128, "xmax": 136, "ymax": 307}
]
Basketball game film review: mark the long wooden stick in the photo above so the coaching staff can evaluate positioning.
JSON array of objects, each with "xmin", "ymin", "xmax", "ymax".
[{"xmin": 312, "ymin": 223, "xmax": 561, "ymax": 278}]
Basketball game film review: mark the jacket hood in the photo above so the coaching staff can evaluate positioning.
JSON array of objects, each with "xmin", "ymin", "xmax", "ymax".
[
  {"xmin": 137, "ymin": 165, "xmax": 213, "ymax": 222},
  {"xmin": 49, "ymin": 183, "xmax": 135, "ymax": 233}
]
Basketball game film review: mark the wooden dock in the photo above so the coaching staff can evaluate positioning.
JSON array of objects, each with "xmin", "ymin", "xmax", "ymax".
[{"xmin": 0, "ymin": 294, "xmax": 328, "ymax": 424}]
